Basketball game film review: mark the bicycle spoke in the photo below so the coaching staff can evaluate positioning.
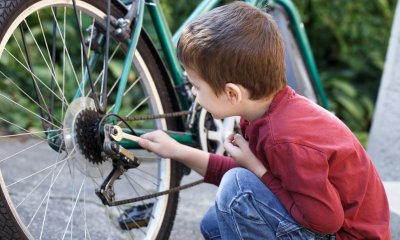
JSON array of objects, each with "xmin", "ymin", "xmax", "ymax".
[
  {"xmin": 0, "ymin": 140, "xmax": 46, "ymax": 165},
  {"xmin": 126, "ymin": 170, "xmax": 159, "ymax": 187},
  {"xmin": 87, "ymin": 43, "xmax": 122, "ymax": 97},
  {"xmin": 70, "ymin": 0, "xmax": 98, "ymax": 108},
  {"xmin": 50, "ymin": 8, "xmax": 83, "ymax": 97},
  {"xmin": 80, "ymin": 11, "xmax": 85, "ymax": 99},
  {"xmin": 121, "ymin": 76, "xmax": 142, "ymax": 97},
  {"xmin": 0, "ymin": 116, "xmax": 61, "ymax": 141},
  {"xmin": 0, "ymin": 70, "xmax": 62, "ymax": 126},
  {"xmin": 22, "ymin": 19, "xmax": 68, "ymax": 101},
  {"xmin": 61, "ymin": 175, "xmax": 86, "ymax": 240},
  {"xmin": 124, "ymin": 174, "xmax": 157, "ymax": 222},
  {"xmin": 86, "ymin": 18, "xmax": 95, "ymax": 59},
  {"xmin": 40, "ymin": 140, "xmax": 66, "ymax": 239},
  {"xmin": 0, "ymin": 131, "xmax": 62, "ymax": 166},
  {"xmin": 135, "ymin": 166, "xmax": 160, "ymax": 180},
  {"xmin": 124, "ymin": 175, "xmax": 150, "ymax": 204},
  {"xmin": 2, "ymin": 50, "xmax": 68, "ymax": 105},
  {"xmin": 11, "ymin": 30, "xmax": 53, "ymax": 121},
  {"xmin": 26, "ymin": 159, "xmax": 68, "ymax": 228},
  {"xmin": 0, "ymin": 128, "xmax": 66, "ymax": 140},
  {"xmin": 36, "ymin": 11, "xmax": 58, "ymax": 82},
  {"xmin": 15, "ymin": 168, "xmax": 55, "ymax": 209},
  {"xmin": 124, "ymin": 174, "xmax": 154, "ymax": 195},
  {"xmin": 61, "ymin": 6, "xmax": 67, "ymax": 121},
  {"xmin": 0, "ymin": 92, "xmax": 59, "ymax": 130},
  {"xmin": 116, "ymin": 205, "xmax": 147, "ymax": 236},
  {"xmin": 107, "ymin": 73, "xmax": 145, "ymax": 115},
  {"xmin": 124, "ymin": 96, "xmax": 150, "ymax": 117},
  {"xmin": 7, "ymin": 156, "xmax": 67, "ymax": 188}
]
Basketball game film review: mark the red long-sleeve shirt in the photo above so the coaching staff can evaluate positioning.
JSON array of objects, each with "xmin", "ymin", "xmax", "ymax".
[{"xmin": 204, "ymin": 86, "xmax": 390, "ymax": 239}]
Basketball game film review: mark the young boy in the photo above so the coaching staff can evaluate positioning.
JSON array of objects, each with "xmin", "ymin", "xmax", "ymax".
[{"xmin": 137, "ymin": 2, "xmax": 390, "ymax": 239}]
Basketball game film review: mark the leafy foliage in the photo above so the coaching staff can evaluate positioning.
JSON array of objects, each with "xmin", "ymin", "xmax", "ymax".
[{"xmin": 293, "ymin": 0, "xmax": 396, "ymax": 145}]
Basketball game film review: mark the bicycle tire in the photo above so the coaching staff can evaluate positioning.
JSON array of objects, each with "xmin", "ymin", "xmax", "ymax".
[{"xmin": 0, "ymin": 0, "xmax": 181, "ymax": 239}]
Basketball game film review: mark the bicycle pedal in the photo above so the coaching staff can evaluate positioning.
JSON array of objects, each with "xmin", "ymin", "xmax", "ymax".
[{"xmin": 118, "ymin": 202, "xmax": 154, "ymax": 230}]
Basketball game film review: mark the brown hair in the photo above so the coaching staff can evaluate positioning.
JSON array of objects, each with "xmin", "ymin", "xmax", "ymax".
[{"xmin": 177, "ymin": 1, "xmax": 286, "ymax": 100}]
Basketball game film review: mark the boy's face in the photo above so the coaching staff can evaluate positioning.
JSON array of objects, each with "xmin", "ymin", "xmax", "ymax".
[{"xmin": 186, "ymin": 68, "xmax": 236, "ymax": 120}]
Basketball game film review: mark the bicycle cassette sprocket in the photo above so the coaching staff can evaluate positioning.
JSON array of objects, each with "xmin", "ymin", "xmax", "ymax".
[
  {"xmin": 63, "ymin": 97, "xmax": 112, "ymax": 178},
  {"xmin": 74, "ymin": 108, "xmax": 105, "ymax": 165}
]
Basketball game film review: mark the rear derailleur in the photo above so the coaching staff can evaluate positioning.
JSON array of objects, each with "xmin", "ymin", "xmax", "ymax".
[{"xmin": 95, "ymin": 124, "xmax": 140, "ymax": 206}]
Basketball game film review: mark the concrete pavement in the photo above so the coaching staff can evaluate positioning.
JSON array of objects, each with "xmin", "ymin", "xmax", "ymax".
[{"xmin": 170, "ymin": 172, "xmax": 217, "ymax": 240}]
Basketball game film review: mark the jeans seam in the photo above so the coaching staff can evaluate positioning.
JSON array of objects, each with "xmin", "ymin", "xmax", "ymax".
[
  {"xmin": 216, "ymin": 170, "xmax": 243, "ymax": 214},
  {"xmin": 233, "ymin": 170, "xmax": 290, "ymax": 226},
  {"xmin": 234, "ymin": 168, "xmax": 245, "ymax": 193},
  {"xmin": 230, "ymin": 211, "xmax": 244, "ymax": 240},
  {"xmin": 201, "ymin": 224, "xmax": 220, "ymax": 240}
]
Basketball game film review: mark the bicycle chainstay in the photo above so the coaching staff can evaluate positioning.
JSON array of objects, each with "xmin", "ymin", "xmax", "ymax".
[{"xmin": 102, "ymin": 110, "xmax": 204, "ymax": 206}]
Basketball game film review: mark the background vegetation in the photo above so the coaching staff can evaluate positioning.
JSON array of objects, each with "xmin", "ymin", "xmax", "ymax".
[
  {"xmin": 292, "ymin": 0, "xmax": 397, "ymax": 145},
  {"xmin": 158, "ymin": 0, "xmax": 397, "ymax": 146},
  {"xmin": 0, "ymin": 1, "xmax": 397, "ymax": 146}
]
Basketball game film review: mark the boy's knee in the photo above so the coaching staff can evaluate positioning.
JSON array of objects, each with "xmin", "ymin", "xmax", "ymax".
[{"xmin": 216, "ymin": 168, "xmax": 255, "ymax": 212}]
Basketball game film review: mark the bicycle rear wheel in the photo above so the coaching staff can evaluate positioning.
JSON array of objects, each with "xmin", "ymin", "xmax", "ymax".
[{"xmin": 0, "ymin": 0, "xmax": 181, "ymax": 239}]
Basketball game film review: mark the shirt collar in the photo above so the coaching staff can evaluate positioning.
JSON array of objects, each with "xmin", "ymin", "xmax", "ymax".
[
  {"xmin": 266, "ymin": 85, "xmax": 293, "ymax": 115},
  {"xmin": 241, "ymin": 85, "xmax": 293, "ymax": 127}
]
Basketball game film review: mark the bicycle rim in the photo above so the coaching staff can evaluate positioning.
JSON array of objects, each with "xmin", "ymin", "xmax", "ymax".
[{"xmin": 0, "ymin": 0, "xmax": 178, "ymax": 239}]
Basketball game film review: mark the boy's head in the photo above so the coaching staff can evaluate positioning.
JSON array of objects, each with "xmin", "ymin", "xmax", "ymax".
[{"xmin": 177, "ymin": 1, "xmax": 286, "ymax": 101}]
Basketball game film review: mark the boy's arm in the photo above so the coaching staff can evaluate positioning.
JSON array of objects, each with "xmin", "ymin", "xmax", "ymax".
[
  {"xmin": 138, "ymin": 130, "xmax": 238, "ymax": 182},
  {"xmin": 264, "ymin": 142, "xmax": 344, "ymax": 234},
  {"xmin": 138, "ymin": 130, "xmax": 210, "ymax": 176},
  {"xmin": 173, "ymin": 144, "xmax": 210, "ymax": 176}
]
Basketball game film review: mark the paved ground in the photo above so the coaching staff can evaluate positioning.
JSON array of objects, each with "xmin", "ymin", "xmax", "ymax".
[
  {"xmin": 0, "ymin": 138, "xmax": 216, "ymax": 239},
  {"xmin": 1, "ymin": 139, "xmax": 397, "ymax": 239},
  {"xmin": 170, "ymin": 172, "xmax": 217, "ymax": 240}
]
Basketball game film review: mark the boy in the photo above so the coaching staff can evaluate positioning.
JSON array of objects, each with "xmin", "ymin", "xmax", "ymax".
[{"xmin": 137, "ymin": 2, "xmax": 390, "ymax": 239}]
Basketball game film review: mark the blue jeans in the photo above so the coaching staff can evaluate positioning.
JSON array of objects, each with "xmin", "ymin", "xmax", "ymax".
[{"xmin": 200, "ymin": 168, "xmax": 335, "ymax": 240}]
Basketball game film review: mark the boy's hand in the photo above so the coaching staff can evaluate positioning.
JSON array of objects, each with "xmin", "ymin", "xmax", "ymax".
[
  {"xmin": 137, "ymin": 130, "xmax": 181, "ymax": 159},
  {"xmin": 224, "ymin": 133, "xmax": 267, "ymax": 178}
]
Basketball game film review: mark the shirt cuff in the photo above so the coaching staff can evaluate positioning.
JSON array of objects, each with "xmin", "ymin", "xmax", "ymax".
[{"xmin": 203, "ymin": 153, "xmax": 222, "ymax": 185}]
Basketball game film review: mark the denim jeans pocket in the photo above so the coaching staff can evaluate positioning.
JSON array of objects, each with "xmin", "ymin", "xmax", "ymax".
[
  {"xmin": 231, "ymin": 192, "xmax": 265, "ymax": 225},
  {"xmin": 276, "ymin": 219, "xmax": 315, "ymax": 239}
]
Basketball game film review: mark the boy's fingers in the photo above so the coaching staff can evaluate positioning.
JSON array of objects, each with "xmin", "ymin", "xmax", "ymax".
[
  {"xmin": 226, "ymin": 133, "xmax": 235, "ymax": 142},
  {"xmin": 140, "ymin": 130, "xmax": 164, "ymax": 141},
  {"xmin": 138, "ymin": 138, "xmax": 154, "ymax": 151},
  {"xmin": 140, "ymin": 131, "xmax": 156, "ymax": 140},
  {"xmin": 224, "ymin": 142, "xmax": 239, "ymax": 156},
  {"xmin": 233, "ymin": 134, "xmax": 247, "ymax": 148}
]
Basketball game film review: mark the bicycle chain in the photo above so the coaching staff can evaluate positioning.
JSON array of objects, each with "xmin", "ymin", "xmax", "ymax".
[
  {"xmin": 110, "ymin": 110, "xmax": 204, "ymax": 205},
  {"xmin": 109, "ymin": 179, "xmax": 204, "ymax": 206},
  {"xmin": 122, "ymin": 110, "xmax": 192, "ymax": 121}
]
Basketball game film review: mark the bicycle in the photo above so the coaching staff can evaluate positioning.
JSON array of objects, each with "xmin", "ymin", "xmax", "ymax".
[{"xmin": 0, "ymin": 0, "xmax": 329, "ymax": 239}]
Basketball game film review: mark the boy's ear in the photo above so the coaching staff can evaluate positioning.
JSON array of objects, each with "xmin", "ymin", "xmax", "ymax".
[{"xmin": 224, "ymin": 83, "xmax": 242, "ymax": 104}]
